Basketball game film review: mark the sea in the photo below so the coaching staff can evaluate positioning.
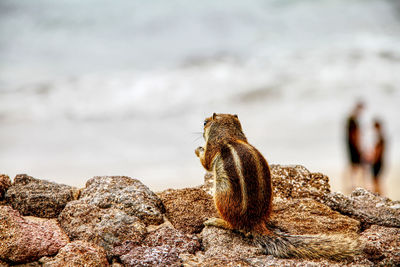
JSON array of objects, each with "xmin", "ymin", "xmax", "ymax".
[{"xmin": 0, "ymin": 0, "xmax": 399, "ymax": 200}]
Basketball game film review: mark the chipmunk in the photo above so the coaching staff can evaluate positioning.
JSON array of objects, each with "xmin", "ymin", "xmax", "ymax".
[{"xmin": 195, "ymin": 113, "xmax": 361, "ymax": 260}]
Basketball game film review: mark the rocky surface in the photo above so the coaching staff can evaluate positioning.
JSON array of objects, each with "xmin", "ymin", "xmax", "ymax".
[
  {"xmin": 40, "ymin": 241, "xmax": 109, "ymax": 267},
  {"xmin": 58, "ymin": 201, "xmax": 147, "ymax": 258},
  {"xmin": 269, "ymin": 165, "xmax": 331, "ymax": 202},
  {"xmin": 0, "ymin": 174, "xmax": 11, "ymax": 200},
  {"xmin": 0, "ymin": 206, "xmax": 69, "ymax": 263},
  {"xmin": 0, "ymin": 165, "xmax": 399, "ymax": 266},
  {"xmin": 5, "ymin": 174, "xmax": 79, "ymax": 218},
  {"xmin": 116, "ymin": 225, "xmax": 201, "ymax": 267},
  {"xmin": 157, "ymin": 187, "xmax": 218, "ymax": 234},
  {"xmin": 182, "ymin": 254, "xmax": 371, "ymax": 267},
  {"xmin": 79, "ymin": 176, "xmax": 165, "ymax": 225},
  {"xmin": 270, "ymin": 198, "xmax": 360, "ymax": 235},
  {"xmin": 360, "ymin": 224, "xmax": 400, "ymax": 266},
  {"xmin": 325, "ymin": 188, "xmax": 400, "ymax": 228},
  {"xmin": 201, "ymin": 226, "xmax": 263, "ymax": 259}
]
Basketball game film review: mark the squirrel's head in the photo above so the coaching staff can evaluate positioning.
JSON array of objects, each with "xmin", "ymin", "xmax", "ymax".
[{"xmin": 203, "ymin": 113, "xmax": 247, "ymax": 143}]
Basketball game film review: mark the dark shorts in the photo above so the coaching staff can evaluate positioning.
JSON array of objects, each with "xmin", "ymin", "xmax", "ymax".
[
  {"xmin": 372, "ymin": 161, "xmax": 383, "ymax": 178},
  {"xmin": 348, "ymin": 144, "xmax": 361, "ymax": 164}
]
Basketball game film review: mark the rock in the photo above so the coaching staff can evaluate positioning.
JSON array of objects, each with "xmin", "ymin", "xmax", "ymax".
[
  {"xmin": 270, "ymin": 165, "xmax": 331, "ymax": 202},
  {"xmin": 143, "ymin": 225, "xmax": 201, "ymax": 253},
  {"xmin": 201, "ymin": 226, "xmax": 263, "ymax": 259},
  {"xmin": 182, "ymin": 254, "xmax": 371, "ymax": 267},
  {"xmin": 181, "ymin": 253, "xmax": 252, "ymax": 267},
  {"xmin": 117, "ymin": 225, "xmax": 201, "ymax": 267},
  {"xmin": 79, "ymin": 176, "xmax": 165, "ymax": 225},
  {"xmin": 270, "ymin": 198, "xmax": 360, "ymax": 235},
  {"xmin": 58, "ymin": 201, "xmax": 146, "ymax": 258},
  {"xmin": 120, "ymin": 245, "xmax": 180, "ymax": 267},
  {"xmin": 0, "ymin": 206, "xmax": 69, "ymax": 263},
  {"xmin": 325, "ymin": 188, "xmax": 400, "ymax": 227},
  {"xmin": 40, "ymin": 241, "xmax": 109, "ymax": 267},
  {"xmin": 10, "ymin": 262, "xmax": 41, "ymax": 267},
  {"xmin": 199, "ymin": 225, "xmax": 370, "ymax": 266},
  {"xmin": 247, "ymin": 255, "xmax": 372, "ymax": 267},
  {"xmin": 360, "ymin": 225, "xmax": 400, "ymax": 266},
  {"xmin": 157, "ymin": 187, "xmax": 218, "ymax": 234},
  {"xmin": 0, "ymin": 174, "xmax": 11, "ymax": 199},
  {"xmin": 5, "ymin": 174, "xmax": 79, "ymax": 218}
]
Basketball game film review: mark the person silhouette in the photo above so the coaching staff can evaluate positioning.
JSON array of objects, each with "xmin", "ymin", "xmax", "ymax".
[
  {"xmin": 368, "ymin": 119, "xmax": 386, "ymax": 195},
  {"xmin": 345, "ymin": 102, "xmax": 365, "ymax": 192}
]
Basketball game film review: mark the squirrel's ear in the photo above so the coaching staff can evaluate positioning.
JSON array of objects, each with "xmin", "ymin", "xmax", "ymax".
[
  {"xmin": 212, "ymin": 113, "xmax": 217, "ymax": 119},
  {"xmin": 233, "ymin": 114, "xmax": 238, "ymax": 119}
]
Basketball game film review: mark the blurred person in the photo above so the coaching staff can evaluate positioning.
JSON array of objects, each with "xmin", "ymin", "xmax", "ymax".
[
  {"xmin": 367, "ymin": 119, "xmax": 386, "ymax": 195},
  {"xmin": 345, "ymin": 102, "xmax": 365, "ymax": 192}
]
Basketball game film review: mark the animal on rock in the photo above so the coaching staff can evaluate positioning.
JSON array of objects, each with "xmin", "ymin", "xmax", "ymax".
[{"xmin": 195, "ymin": 113, "xmax": 361, "ymax": 260}]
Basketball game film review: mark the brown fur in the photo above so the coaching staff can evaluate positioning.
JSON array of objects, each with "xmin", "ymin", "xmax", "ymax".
[{"xmin": 196, "ymin": 113, "xmax": 361, "ymax": 260}]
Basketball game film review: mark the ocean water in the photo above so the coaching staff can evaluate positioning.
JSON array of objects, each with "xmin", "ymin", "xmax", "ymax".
[{"xmin": 0, "ymin": 0, "xmax": 399, "ymax": 199}]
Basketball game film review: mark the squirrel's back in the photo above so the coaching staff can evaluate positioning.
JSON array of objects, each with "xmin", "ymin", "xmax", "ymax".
[{"xmin": 214, "ymin": 139, "xmax": 272, "ymax": 232}]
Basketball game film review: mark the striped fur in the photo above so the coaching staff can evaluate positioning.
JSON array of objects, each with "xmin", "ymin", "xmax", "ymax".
[
  {"xmin": 198, "ymin": 113, "xmax": 272, "ymax": 232},
  {"xmin": 196, "ymin": 113, "xmax": 360, "ymax": 260}
]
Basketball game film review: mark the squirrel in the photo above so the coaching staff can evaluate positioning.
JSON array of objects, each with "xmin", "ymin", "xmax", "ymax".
[{"xmin": 195, "ymin": 113, "xmax": 361, "ymax": 260}]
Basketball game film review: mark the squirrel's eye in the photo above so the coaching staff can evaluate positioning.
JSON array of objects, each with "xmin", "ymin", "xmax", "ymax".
[{"xmin": 203, "ymin": 121, "xmax": 207, "ymax": 126}]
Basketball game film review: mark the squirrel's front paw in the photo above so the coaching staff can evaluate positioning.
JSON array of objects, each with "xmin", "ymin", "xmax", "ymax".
[
  {"xmin": 204, "ymin": 217, "xmax": 217, "ymax": 226},
  {"xmin": 204, "ymin": 217, "xmax": 233, "ymax": 230},
  {"xmin": 195, "ymin": 146, "xmax": 204, "ymax": 157}
]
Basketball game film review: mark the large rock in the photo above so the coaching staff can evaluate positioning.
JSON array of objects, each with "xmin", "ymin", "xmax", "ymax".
[
  {"xmin": 117, "ymin": 225, "xmax": 201, "ymax": 267},
  {"xmin": 182, "ymin": 253, "xmax": 372, "ymax": 267},
  {"xmin": 79, "ymin": 176, "xmax": 165, "ymax": 225},
  {"xmin": 270, "ymin": 198, "xmax": 360, "ymax": 235},
  {"xmin": 270, "ymin": 165, "xmax": 331, "ymax": 202},
  {"xmin": 120, "ymin": 246, "xmax": 181, "ymax": 267},
  {"xmin": 325, "ymin": 188, "xmax": 400, "ymax": 227},
  {"xmin": 247, "ymin": 255, "xmax": 372, "ymax": 267},
  {"xmin": 58, "ymin": 201, "xmax": 146, "ymax": 258},
  {"xmin": 360, "ymin": 224, "xmax": 400, "ymax": 266},
  {"xmin": 201, "ymin": 226, "xmax": 263, "ymax": 259},
  {"xmin": 0, "ymin": 206, "xmax": 69, "ymax": 263},
  {"xmin": 200, "ymin": 225, "xmax": 369, "ymax": 266},
  {"xmin": 181, "ymin": 253, "xmax": 252, "ymax": 267},
  {"xmin": 5, "ymin": 174, "xmax": 79, "ymax": 218},
  {"xmin": 157, "ymin": 187, "xmax": 218, "ymax": 234},
  {"xmin": 40, "ymin": 241, "xmax": 109, "ymax": 267},
  {"xmin": 0, "ymin": 174, "xmax": 11, "ymax": 200}
]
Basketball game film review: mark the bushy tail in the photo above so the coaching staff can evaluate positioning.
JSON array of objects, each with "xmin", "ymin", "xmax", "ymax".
[{"xmin": 255, "ymin": 227, "xmax": 362, "ymax": 260}]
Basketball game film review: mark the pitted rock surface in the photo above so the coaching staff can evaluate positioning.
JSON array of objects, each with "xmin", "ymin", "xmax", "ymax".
[
  {"xmin": 157, "ymin": 187, "xmax": 218, "ymax": 234},
  {"xmin": 40, "ymin": 241, "xmax": 109, "ymax": 267},
  {"xmin": 325, "ymin": 188, "xmax": 400, "ymax": 227},
  {"xmin": 271, "ymin": 198, "xmax": 360, "ymax": 235},
  {"xmin": 116, "ymin": 226, "xmax": 201, "ymax": 267},
  {"xmin": 58, "ymin": 201, "xmax": 146, "ymax": 258},
  {"xmin": 5, "ymin": 174, "xmax": 79, "ymax": 218},
  {"xmin": 0, "ymin": 174, "xmax": 11, "ymax": 200},
  {"xmin": 80, "ymin": 176, "xmax": 165, "ymax": 225},
  {"xmin": 201, "ymin": 226, "xmax": 263, "ymax": 259},
  {"xmin": 270, "ymin": 165, "xmax": 331, "ymax": 202},
  {"xmin": 0, "ymin": 206, "xmax": 69, "ymax": 263},
  {"xmin": 360, "ymin": 224, "xmax": 400, "ymax": 266}
]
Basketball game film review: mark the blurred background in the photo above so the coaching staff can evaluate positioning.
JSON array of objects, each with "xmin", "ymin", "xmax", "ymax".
[{"xmin": 0, "ymin": 0, "xmax": 399, "ymax": 199}]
